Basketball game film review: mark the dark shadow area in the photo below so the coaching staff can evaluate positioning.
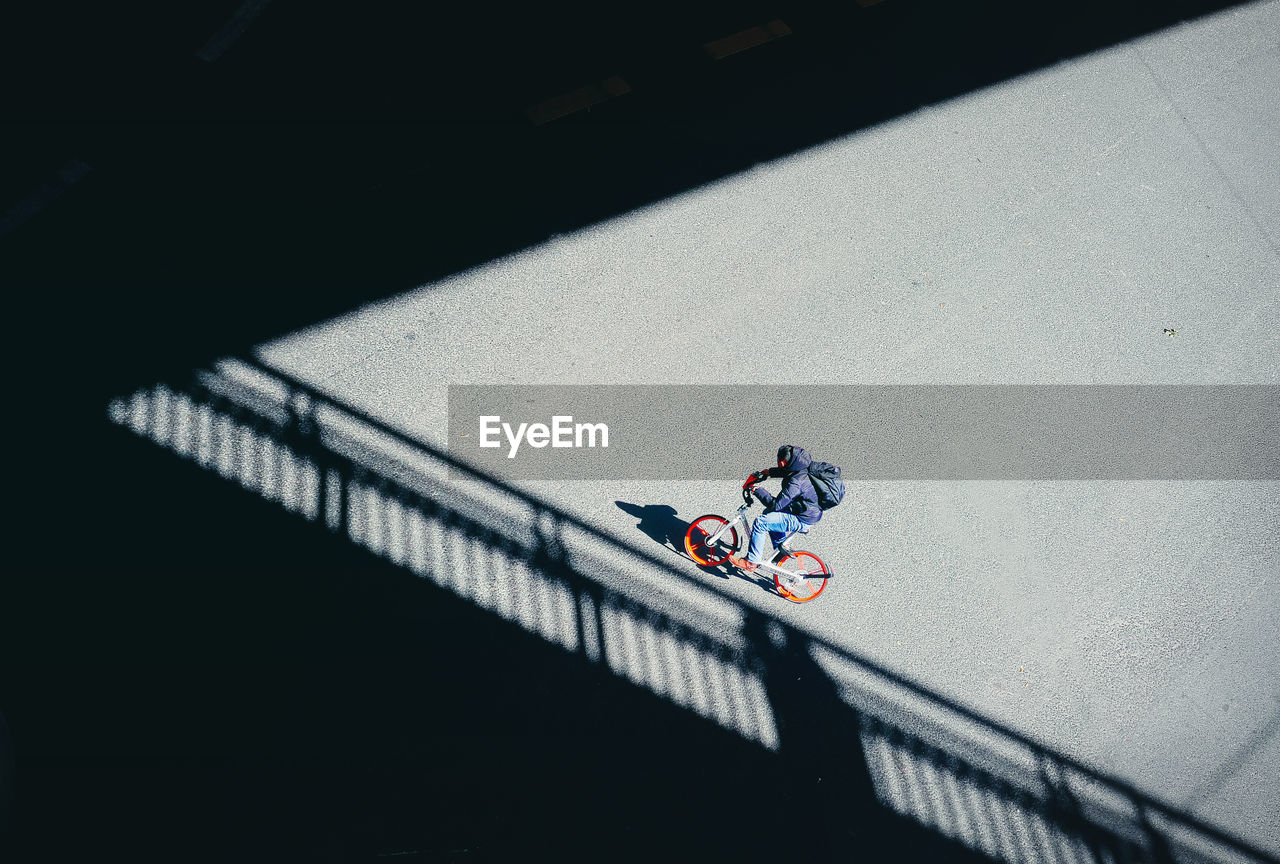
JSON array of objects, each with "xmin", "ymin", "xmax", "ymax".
[
  {"xmin": 1, "ymin": 443, "xmax": 778, "ymax": 862},
  {"xmin": 0, "ymin": 708, "xmax": 11, "ymax": 836},
  {"xmin": 0, "ymin": 0, "xmax": 1253, "ymax": 411},
  {"xmin": 741, "ymin": 610, "xmax": 879, "ymax": 859},
  {"xmin": 5, "ymin": 361, "xmax": 1271, "ymax": 862}
]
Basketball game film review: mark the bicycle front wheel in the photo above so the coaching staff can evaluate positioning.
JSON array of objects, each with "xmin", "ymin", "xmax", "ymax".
[
  {"xmin": 774, "ymin": 550, "xmax": 830, "ymax": 602},
  {"xmin": 685, "ymin": 515, "xmax": 740, "ymax": 566}
]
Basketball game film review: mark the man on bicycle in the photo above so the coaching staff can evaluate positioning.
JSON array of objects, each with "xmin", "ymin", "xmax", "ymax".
[{"xmin": 729, "ymin": 444, "xmax": 822, "ymax": 574}]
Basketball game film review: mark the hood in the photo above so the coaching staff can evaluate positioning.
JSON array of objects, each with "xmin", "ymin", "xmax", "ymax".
[{"xmin": 776, "ymin": 445, "xmax": 812, "ymax": 474}]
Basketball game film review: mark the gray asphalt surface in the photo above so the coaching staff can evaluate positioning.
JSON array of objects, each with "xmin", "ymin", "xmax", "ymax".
[{"xmin": 259, "ymin": 2, "xmax": 1280, "ymax": 854}]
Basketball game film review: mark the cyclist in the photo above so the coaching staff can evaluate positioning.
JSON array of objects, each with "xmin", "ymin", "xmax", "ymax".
[{"xmin": 728, "ymin": 444, "xmax": 822, "ymax": 574}]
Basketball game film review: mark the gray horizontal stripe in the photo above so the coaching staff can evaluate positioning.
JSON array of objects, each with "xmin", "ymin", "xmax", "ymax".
[{"xmin": 448, "ymin": 385, "xmax": 1280, "ymax": 481}]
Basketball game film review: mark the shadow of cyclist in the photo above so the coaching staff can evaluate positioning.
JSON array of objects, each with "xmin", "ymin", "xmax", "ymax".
[
  {"xmin": 615, "ymin": 501, "xmax": 688, "ymax": 553},
  {"xmin": 742, "ymin": 609, "xmax": 882, "ymax": 859}
]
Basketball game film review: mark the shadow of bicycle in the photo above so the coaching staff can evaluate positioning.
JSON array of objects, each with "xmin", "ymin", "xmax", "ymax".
[{"xmin": 615, "ymin": 499, "xmax": 784, "ymax": 596}]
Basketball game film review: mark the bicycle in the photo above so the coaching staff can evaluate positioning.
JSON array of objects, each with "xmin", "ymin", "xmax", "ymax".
[{"xmin": 683, "ymin": 471, "xmax": 832, "ymax": 602}]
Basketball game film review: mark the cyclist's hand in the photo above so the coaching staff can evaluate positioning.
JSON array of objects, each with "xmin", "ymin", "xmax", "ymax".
[{"xmin": 752, "ymin": 486, "xmax": 769, "ymax": 504}]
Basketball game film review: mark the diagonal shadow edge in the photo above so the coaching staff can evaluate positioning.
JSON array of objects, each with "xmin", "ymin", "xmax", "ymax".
[
  {"xmin": 5, "ymin": 0, "xmax": 1267, "ymax": 405},
  {"xmin": 102, "ymin": 356, "xmax": 1279, "ymax": 864}
]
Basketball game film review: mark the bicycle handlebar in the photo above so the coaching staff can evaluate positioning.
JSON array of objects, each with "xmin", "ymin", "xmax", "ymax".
[{"xmin": 742, "ymin": 469, "xmax": 770, "ymax": 504}]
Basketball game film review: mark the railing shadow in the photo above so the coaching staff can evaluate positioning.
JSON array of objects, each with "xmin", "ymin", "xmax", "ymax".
[{"xmin": 94, "ymin": 357, "xmax": 1277, "ymax": 864}]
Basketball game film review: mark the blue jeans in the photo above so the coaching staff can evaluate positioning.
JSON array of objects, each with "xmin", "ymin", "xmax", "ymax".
[{"xmin": 747, "ymin": 512, "xmax": 808, "ymax": 564}]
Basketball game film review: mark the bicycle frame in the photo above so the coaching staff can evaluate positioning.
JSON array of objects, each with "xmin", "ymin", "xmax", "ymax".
[{"xmin": 703, "ymin": 500, "xmax": 811, "ymax": 582}]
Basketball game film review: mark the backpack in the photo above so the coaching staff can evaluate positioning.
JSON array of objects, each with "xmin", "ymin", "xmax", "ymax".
[{"xmin": 807, "ymin": 462, "xmax": 845, "ymax": 510}]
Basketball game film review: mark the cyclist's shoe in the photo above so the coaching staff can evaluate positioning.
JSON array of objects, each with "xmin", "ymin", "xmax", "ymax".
[{"xmin": 728, "ymin": 554, "xmax": 758, "ymax": 574}]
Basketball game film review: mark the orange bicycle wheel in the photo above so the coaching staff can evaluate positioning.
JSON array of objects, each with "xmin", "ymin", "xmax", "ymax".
[
  {"xmin": 774, "ymin": 550, "xmax": 830, "ymax": 602},
  {"xmin": 685, "ymin": 515, "xmax": 739, "ymax": 566}
]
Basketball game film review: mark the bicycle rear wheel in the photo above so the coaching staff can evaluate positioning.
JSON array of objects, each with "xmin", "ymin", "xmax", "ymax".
[
  {"xmin": 774, "ymin": 550, "xmax": 830, "ymax": 602},
  {"xmin": 685, "ymin": 515, "xmax": 740, "ymax": 566}
]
